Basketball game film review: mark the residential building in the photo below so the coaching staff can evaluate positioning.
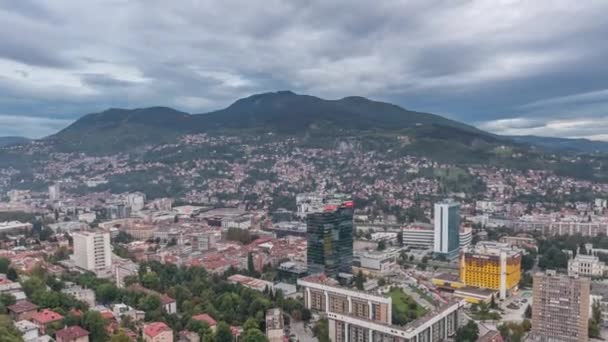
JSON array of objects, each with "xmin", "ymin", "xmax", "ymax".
[
  {"xmin": 265, "ymin": 308, "xmax": 284, "ymax": 342},
  {"xmin": 306, "ymin": 201, "xmax": 354, "ymax": 278},
  {"xmin": 114, "ymin": 260, "xmax": 139, "ymax": 288},
  {"xmin": 31, "ymin": 309, "xmax": 64, "ymax": 334},
  {"xmin": 7, "ymin": 300, "xmax": 38, "ymax": 321},
  {"xmin": 433, "ymin": 199, "xmax": 460, "ymax": 259},
  {"xmin": 192, "ymin": 314, "xmax": 217, "ymax": 332},
  {"xmin": 531, "ymin": 271, "xmax": 590, "ymax": 342},
  {"xmin": 298, "ymin": 274, "xmax": 464, "ymax": 342},
  {"xmin": 460, "ymin": 242, "xmax": 521, "ymax": 299},
  {"xmin": 143, "ymin": 322, "xmax": 173, "ymax": 342},
  {"xmin": 62, "ymin": 284, "xmax": 96, "ymax": 308},
  {"xmin": 227, "ymin": 274, "xmax": 274, "ymax": 292},
  {"xmin": 15, "ymin": 320, "xmax": 39, "ymax": 341},
  {"xmin": 568, "ymin": 254, "xmax": 605, "ymax": 278},
  {"xmin": 73, "ymin": 231, "xmax": 112, "ymax": 273},
  {"xmin": 191, "ymin": 232, "xmax": 216, "ymax": 252},
  {"xmin": 55, "ymin": 326, "xmax": 90, "ymax": 342}
]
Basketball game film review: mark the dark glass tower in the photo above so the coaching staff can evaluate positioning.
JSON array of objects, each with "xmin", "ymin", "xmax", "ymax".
[{"xmin": 306, "ymin": 202, "xmax": 354, "ymax": 278}]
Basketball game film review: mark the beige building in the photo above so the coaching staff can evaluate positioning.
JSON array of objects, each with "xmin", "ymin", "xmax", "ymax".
[
  {"xmin": 143, "ymin": 322, "xmax": 173, "ymax": 342},
  {"xmin": 298, "ymin": 274, "xmax": 464, "ymax": 342},
  {"xmin": 73, "ymin": 231, "xmax": 112, "ymax": 272},
  {"xmin": 531, "ymin": 271, "xmax": 590, "ymax": 342},
  {"xmin": 55, "ymin": 326, "xmax": 89, "ymax": 342},
  {"xmin": 567, "ymin": 254, "xmax": 605, "ymax": 278}
]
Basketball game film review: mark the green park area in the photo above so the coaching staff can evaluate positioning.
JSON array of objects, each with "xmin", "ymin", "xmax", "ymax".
[{"xmin": 388, "ymin": 287, "xmax": 427, "ymax": 325}]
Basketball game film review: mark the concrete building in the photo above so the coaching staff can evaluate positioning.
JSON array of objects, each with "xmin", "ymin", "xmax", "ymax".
[
  {"xmin": 49, "ymin": 184, "xmax": 60, "ymax": 201},
  {"xmin": 126, "ymin": 192, "xmax": 146, "ymax": 212},
  {"xmin": 402, "ymin": 223, "xmax": 434, "ymax": 249},
  {"xmin": 265, "ymin": 308, "xmax": 284, "ymax": 342},
  {"xmin": 433, "ymin": 199, "xmax": 460, "ymax": 259},
  {"xmin": 191, "ymin": 232, "xmax": 216, "ymax": 252},
  {"xmin": 568, "ymin": 254, "xmax": 605, "ymax": 278},
  {"xmin": 15, "ymin": 320, "xmax": 39, "ymax": 341},
  {"xmin": 459, "ymin": 227, "xmax": 472, "ymax": 251},
  {"xmin": 460, "ymin": 242, "xmax": 521, "ymax": 299},
  {"xmin": 62, "ymin": 284, "xmax": 96, "ymax": 308},
  {"xmin": 0, "ymin": 221, "xmax": 32, "ymax": 234},
  {"xmin": 353, "ymin": 250, "xmax": 397, "ymax": 277},
  {"xmin": 298, "ymin": 274, "xmax": 464, "ymax": 342},
  {"xmin": 73, "ymin": 231, "xmax": 112, "ymax": 273},
  {"xmin": 531, "ymin": 271, "xmax": 590, "ymax": 342}
]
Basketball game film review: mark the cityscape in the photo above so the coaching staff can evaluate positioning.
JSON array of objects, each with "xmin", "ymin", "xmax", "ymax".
[{"xmin": 1, "ymin": 1, "xmax": 608, "ymax": 342}]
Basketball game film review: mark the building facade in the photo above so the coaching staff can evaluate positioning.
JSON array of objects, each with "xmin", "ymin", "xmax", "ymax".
[
  {"xmin": 307, "ymin": 201, "xmax": 354, "ymax": 278},
  {"xmin": 73, "ymin": 231, "xmax": 112, "ymax": 272},
  {"xmin": 567, "ymin": 254, "xmax": 605, "ymax": 278},
  {"xmin": 433, "ymin": 200, "xmax": 460, "ymax": 259},
  {"xmin": 402, "ymin": 224, "xmax": 434, "ymax": 249},
  {"xmin": 298, "ymin": 274, "xmax": 464, "ymax": 342},
  {"xmin": 531, "ymin": 271, "xmax": 590, "ymax": 342},
  {"xmin": 460, "ymin": 242, "xmax": 521, "ymax": 299}
]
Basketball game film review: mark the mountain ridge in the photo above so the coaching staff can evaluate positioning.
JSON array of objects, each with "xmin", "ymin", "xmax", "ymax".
[{"xmin": 35, "ymin": 90, "xmax": 608, "ymax": 154}]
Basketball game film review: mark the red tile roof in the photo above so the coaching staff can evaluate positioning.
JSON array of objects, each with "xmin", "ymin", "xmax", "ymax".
[
  {"xmin": 160, "ymin": 294, "xmax": 175, "ymax": 305},
  {"xmin": 144, "ymin": 322, "xmax": 172, "ymax": 338},
  {"xmin": 192, "ymin": 313, "xmax": 217, "ymax": 326},
  {"xmin": 32, "ymin": 309, "xmax": 64, "ymax": 324},
  {"xmin": 55, "ymin": 326, "xmax": 90, "ymax": 340}
]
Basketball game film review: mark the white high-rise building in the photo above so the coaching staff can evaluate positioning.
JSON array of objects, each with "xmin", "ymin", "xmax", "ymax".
[
  {"xmin": 49, "ymin": 184, "xmax": 60, "ymax": 201},
  {"xmin": 126, "ymin": 192, "xmax": 146, "ymax": 212},
  {"xmin": 434, "ymin": 199, "xmax": 460, "ymax": 259},
  {"xmin": 73, "ymin": 231, "xmax": 112, "ymax": 272}
]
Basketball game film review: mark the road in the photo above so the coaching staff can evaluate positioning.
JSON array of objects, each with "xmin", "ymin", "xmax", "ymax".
[{"xmin": 290, "ymin": 321, "xmax": 316, "ymax": 342}]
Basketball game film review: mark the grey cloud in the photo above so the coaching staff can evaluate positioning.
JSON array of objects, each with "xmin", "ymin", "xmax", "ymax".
[{"xmin": 0, "ymin": 0, "xmax": 608, "ymax": 139}]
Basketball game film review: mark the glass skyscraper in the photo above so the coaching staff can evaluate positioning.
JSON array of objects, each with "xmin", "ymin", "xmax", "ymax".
[
  {"xmin": 433, "ymin": 199, "xmax": 460, "ymax": 259},
  {"xmin": 306, "ymin": 201, "xmax": 354, "ymax": 278}
]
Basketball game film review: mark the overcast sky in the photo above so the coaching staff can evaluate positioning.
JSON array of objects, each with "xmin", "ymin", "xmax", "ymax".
[{"xmin": 1, "ymin": 1, "xmax": 608, "ymax": 140}]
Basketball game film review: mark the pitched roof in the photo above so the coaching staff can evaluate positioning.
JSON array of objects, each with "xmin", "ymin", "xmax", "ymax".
[
  {"xmin": 192, "ymin": 313, "xmax": 217, "ymax": 326},
  {"xmin": 144, "ymin": 322, "xmax": 171, "ymax": 338},
  {"xmin": 7, "ymin": 300, "xmax": 38, "ymax": 313},
  {"xmin": 32, "ymin": 309, "xmax": 64, "ymax": 324},
  {"xmin": 55, "ymin": 326, "xmax": 90, "ymax": 340}
]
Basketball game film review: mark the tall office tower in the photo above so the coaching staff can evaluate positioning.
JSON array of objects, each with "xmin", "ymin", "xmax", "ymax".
[
  {"xmin": 433, "ymin": 199, "xmax": 460, "ymax": 259},
  {"xmin": 73, "ymin": 231, "xmax": 112, "ymax": 272},
  {"xmin": 48, "ymin": 184, "xmax": 60, "ymax": 201},
  {"xmin": 460, "ymin": 242, "xmax": 521, "ymax": 299},
  {"xmin": 531, "ymin": 270, "xmax": 590, "ymax": 342},
  {"xmin": 307, "ymin": 201, "xmax": 354, "ymax": 278}
]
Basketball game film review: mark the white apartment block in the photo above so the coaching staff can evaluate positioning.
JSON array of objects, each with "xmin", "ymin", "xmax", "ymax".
[
  {"xmin": 73, "ymin": 231, "xmax": 112, "ymax": 272},
  {"xmin": 568, "ymin": 254, "xmax": 605, "ymax": 278},
  {"xmin": 402, "ymin": 226, "xmax": 434, "ymax": 249}
]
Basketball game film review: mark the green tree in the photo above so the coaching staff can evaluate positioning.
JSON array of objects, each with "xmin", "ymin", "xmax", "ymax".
[
  {"xmin": 6, "ymin": 268, "xmax": 18, "ymax": 281},
  {"xmin": 242, "ymin": 328, "xmax": 268, "ymax": 342},
  {"xmin": 39, "ymin": 227, "xmax": 54, "ymax": 241},
  {"xmin": 110, "ymin": 331, "xmax": 132, "ymax": 342},
  {"xmin": 247, "ymin": 253, "xmax": 255, "ymax": 274},
  {"xmin": 455, "ymin": 320, "xmax": 479, "ymax": 342},
  {"xmin": 0, "ymin": 315, "xmax": 24, "ymax": 341},
  {"xmin": 215, "ymin": 321, "xmax": 234, "ymax": 342},
  {"xmin": 96, "ymin": 283, "xmax": 120, "ymax": 304},
  {"xmin": 83, "ymin": 310, "xmax": 109, "ymax": 342},
  {"xmin": 0, "ymin": 258, "xmax": 10, "ymax": 274},
  {"xmin": 141, "ymin": 272, "xmax": 161, "ymax": 291},
  {"xmin": 377, "ymin": 240, "xmax": 386, "ymax": 251},
  {"xmin": 354, "ymin": 271, "xmax": 365, "ymax": 290},
  {"xmin": 243, "ymin": 318, "xmax": 260, "ymax": 332},
  {"xmin": 313, "ymin": 318, "xmax": 330, "ymax": 342}
]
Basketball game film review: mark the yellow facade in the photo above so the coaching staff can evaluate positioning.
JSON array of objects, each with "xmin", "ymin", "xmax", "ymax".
[{"xmin": 460, "ymin": 253, "xmax": 521, "ymax": 291}]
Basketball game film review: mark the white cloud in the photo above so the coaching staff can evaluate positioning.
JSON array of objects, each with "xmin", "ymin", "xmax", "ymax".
[{"xmin": 0, "ymin": 114, "xmax": 73, "ymax": 138}]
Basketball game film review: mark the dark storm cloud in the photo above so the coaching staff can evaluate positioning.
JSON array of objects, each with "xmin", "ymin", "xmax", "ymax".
[{"xmin": 0, "ymin": 0, "xmax": 608, "ymax": 139}]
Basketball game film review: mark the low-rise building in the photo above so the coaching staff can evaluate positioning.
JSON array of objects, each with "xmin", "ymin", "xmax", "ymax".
[
  {"xmin": 353, "ymin": 250, "xmax": 397, "ymax": 277},
  {"xmin": 55, "ymin": 326, "xmax": 90, "ymax": 342},
  {"xmin": 62, "ymin": 284, "xmax": 96, "ymax": 308},
  {"xmin": 143, "ymin": 322, "xmax": 173, "ymax": 342},
  {"xmin": 31, "ymin": 309, "xmax": 64, "ymax": 334},
  {"xmin": 8, "ymin": 300, "xmax": 38, "ymax": 321},
  {"xmin": 568, "ymin": 254, "xmax": 605, "ymax": 278},
  {"xmin": 15, "ymin": 320, "xmax": 39, "ymax": 341},
  {"xmin": 402, "ymin": 224, "xmax": 434, "ymax": 249}
]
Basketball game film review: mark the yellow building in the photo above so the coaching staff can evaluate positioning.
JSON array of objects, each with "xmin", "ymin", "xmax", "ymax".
[{"xmin": 460, "ymin": 241, "xmax": 521, "ymax": 299}]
